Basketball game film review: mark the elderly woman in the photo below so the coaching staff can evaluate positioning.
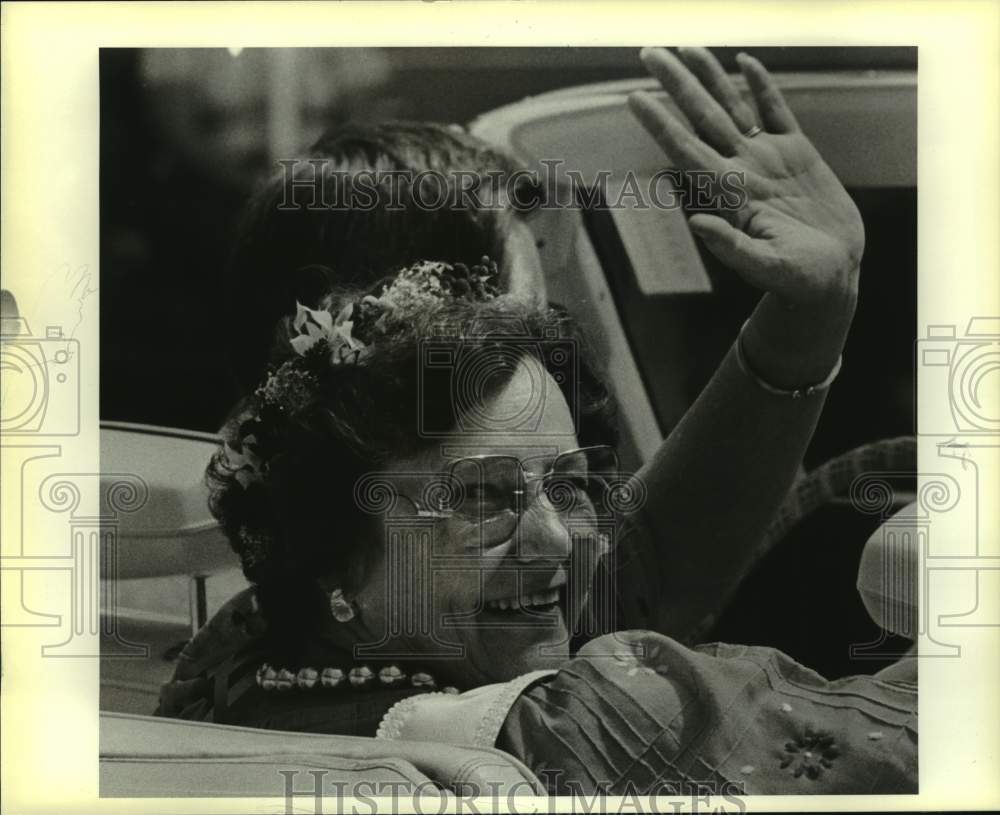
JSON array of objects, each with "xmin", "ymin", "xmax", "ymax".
[{"xmin": 158, "ymin": 49, "xmax": 915, "ymax": 794}]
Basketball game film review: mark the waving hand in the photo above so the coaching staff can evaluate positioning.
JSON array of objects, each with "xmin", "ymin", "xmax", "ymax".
[{"xmin": 629, "ymin": 47, "xmax": 864, "ymax": 306}]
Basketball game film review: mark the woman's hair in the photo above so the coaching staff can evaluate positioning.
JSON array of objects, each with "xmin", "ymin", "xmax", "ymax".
[
  {"xmin": 225, "ymin": 121, "xmax": 534, "ymax": 392},
  {"xmin": 208, "ymin": 261, "xmax": 615, "ymax": 657}
]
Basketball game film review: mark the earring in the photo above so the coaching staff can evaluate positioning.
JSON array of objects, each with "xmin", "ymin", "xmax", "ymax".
[{"xmin": 329, "ymin": 588, "xmax": 356, "ymax": 623}]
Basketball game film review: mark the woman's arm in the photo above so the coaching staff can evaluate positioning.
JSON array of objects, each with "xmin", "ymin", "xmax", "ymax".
[
  {"xmin": 616, "ymin": 48, "xmax": 865, "ymax": 640},
  {"xmin": 500, "ymin": 631, "xmax": 916, "ymax": 795}
]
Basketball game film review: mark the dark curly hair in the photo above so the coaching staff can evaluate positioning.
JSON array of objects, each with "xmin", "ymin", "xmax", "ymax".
[
  {"xmin": 208, "ymin": 275, "xmax": 616, "ymax": 659},
  {"xmin": 225, "ymin": 121, "xmax": 535, "ymax": 393}
]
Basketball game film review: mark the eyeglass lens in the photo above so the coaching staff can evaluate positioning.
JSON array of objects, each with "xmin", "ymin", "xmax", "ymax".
[{"xmin": 445, "ymin": 446, "xmax": 620, "ymax": 547}]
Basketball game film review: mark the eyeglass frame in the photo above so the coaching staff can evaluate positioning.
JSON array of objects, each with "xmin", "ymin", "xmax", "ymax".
[{"xmin": 387, "ymin": 444, "xmax": 622, "ymax": 550}]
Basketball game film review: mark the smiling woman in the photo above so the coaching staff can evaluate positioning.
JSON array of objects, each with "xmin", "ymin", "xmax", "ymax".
[
  {"xmin": 155, "ymin": 48, "xmax": 917, "ymax": 795},
  {"xmin": 200, "ymin": 260, "xmax": 617, "ymax": 689}
]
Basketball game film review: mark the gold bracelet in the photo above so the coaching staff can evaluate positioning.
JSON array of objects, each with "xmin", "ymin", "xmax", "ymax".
[{"xmin": 735, "ymin": 320, "xmax": 842, "ymax": 399}]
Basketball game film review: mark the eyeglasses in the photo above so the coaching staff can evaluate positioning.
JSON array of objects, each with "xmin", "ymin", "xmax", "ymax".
[{"xmin": 394, "ymin": 445, "xmax": 622, "ymax": 550}]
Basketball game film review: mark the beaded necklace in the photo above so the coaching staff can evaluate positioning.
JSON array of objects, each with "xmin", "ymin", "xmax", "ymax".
[{"xmin": 256, "ymin": 662, "xmax": 459, "ymax": 695}]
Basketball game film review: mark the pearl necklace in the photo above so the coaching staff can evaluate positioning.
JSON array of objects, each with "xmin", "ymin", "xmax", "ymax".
[{"xmin": 256, "ymin": 662, "xmax": 459, "ymax": 695}]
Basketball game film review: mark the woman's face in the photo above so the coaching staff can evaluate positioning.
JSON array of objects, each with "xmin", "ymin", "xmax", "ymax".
[{"xmin": 350, "ymin": 354, "xmax": 607, "ymax": 686}]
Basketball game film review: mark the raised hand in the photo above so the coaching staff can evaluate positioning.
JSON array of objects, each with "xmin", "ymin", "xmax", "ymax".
[{"xmin": 629, "ymin": 47, "xmax": 864, "ymax": 308}]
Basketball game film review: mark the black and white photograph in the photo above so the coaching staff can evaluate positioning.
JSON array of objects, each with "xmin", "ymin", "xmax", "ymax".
[
  {"xmin": 2, "ymin": 4, "xmax": 998, "ymax": 814},
  {"xmin": 97, "ymin": 42, "xmax": 919, "ymax": 799}
]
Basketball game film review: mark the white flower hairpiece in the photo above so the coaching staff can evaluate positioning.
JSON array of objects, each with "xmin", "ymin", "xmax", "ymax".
[
  {"xmin": 226, "ymin": 257, "xmax": 501, "ymax": 494},
  {"xmin": 286, "ymin": 258, "xmax": 499, "ymax": 364},
  {"xmin": 289, "ymin": 301, "xmax": 368, "ymax": 364}
]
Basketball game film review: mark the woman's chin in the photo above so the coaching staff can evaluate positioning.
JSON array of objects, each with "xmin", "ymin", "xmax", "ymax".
[{"xmin": 470, "ymin": 614, "xmax": 572, "ymax": 682}]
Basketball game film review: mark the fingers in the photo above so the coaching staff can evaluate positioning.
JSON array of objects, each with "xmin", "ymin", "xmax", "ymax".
[
  {"xmin": 639, "ymin": 47, "xmax": 744, "ymax": 154},
  {"xmin": 735, "ymin": 52, "xmax": 799, "ymax": 134},
  {"xmin": 628, "ymin": 90, "xmax": 727, "ymax": 172},
  {"xmin": 676, "ymin": 47, "xmax": 758, "ymax": 135},
  {"xmin": 687, "ymin": 213, "xmax": 779, "ymax": 288}
]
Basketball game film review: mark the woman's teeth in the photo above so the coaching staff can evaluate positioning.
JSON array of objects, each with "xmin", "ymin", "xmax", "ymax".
[{"xmin": 485, "ymin": 589, "xmax": 560, "ymax": 611}]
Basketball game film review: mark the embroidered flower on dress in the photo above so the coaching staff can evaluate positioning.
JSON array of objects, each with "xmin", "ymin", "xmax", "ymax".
[{"xmin": 779, "ymin": 724, "xmax": 840, "ymax": 780}]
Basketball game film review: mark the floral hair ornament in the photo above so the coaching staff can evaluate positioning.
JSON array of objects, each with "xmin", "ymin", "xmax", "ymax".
[
  {"xmin": 225, "ymin": 256, "xmax": 501, "ymax": 492},
  {"xmin": 219, "ymin": 256, "xmax": 503, "ymax": 578},
  {"xmin": 352, "ymin": 257, "xmax": 500, "ymax": 338},
  {"xmin": 218, "ymin": 302, "xmax": 363, "ymax": 492},
  {"xmin": 286, "ymin": 257, "xmax": 499, "ymax": 364},
  {"xmin": 290, "ymin": 300, "xmax": 368, "ymax": 365}
]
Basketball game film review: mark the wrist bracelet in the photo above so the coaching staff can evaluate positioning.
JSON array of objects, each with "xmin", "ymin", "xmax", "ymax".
[{"xmin": 735, "ymin": 320, "xmax": 842, "ymax": 399}]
